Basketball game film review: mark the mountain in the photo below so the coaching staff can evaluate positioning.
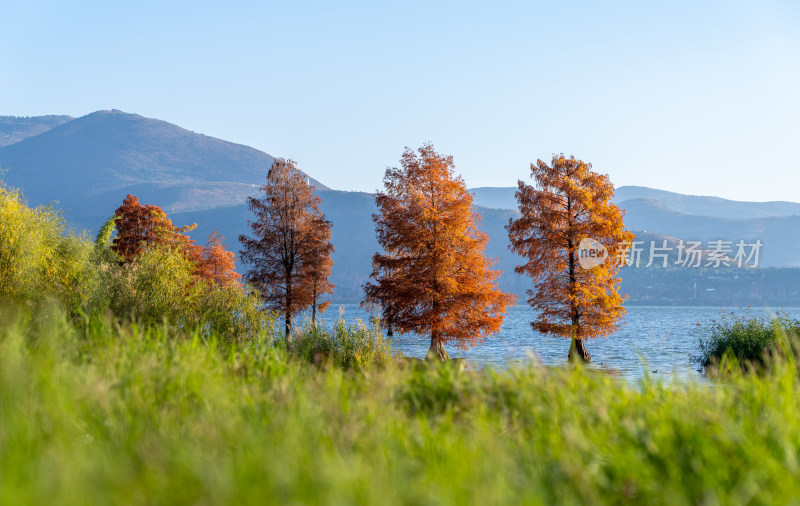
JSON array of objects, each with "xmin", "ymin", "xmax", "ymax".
[
  {"xmin": 470, "ymin": 185, "xmax": 800, "ymax": 220},
  {"xmin": 0, "ymin": 115, "xmax": 74, "ymax": 148},
  {"xmin": 469, "ymin": 187, "xmax": 519, "ymax": 210},
  {"xmin": 617, "ymin": 198, "xmax": 800, "ymax": 267},
  {"xmin": 0, "ymin": 110, "xmax": 326, "ymax": 229},
  {"xmin": 614, "ymin": 186, "xmax": 800, "ymax": 219}
]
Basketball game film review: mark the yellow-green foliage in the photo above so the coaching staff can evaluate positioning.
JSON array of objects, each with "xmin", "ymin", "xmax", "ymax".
[
  {"xmin": 102, "ymin": 245, "xmax": 271, "ymax": 343},
  {"xmin": 3, "ymin": 311, "xmax": 800, "ymax": 505},
  {"xmin": 0, "ymin": 183, "xmax": 272, "ymax": 343},
  {"xmin": 105, "ymin": 245, "xmax": 200, "ymax": 323},
  {"xmin": 0, "ymin": 183, "xmax": 94, "ymax": 312}
]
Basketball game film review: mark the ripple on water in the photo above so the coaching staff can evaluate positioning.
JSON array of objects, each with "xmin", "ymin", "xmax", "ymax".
[{"xmin": 307, "ymin": 304, "xmax": 800, "ymax": 382}]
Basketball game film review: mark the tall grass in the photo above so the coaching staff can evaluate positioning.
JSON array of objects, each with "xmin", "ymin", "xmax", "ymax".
[
  {"xmin": 3, "ymin": 310, "xmax": 800, "ymax": 504},
  {"xmin": 288, "ymin": 316, "xmax": 392, "ymax": 370},
  {"xmin": 696, "ymin": 309, "xmax": 800, "ymax": 369}
]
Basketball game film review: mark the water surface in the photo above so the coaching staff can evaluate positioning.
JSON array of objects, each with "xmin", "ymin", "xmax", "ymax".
[{"xmin": 309, "ymin": 304, "xmax": 800, "ymax": 381}]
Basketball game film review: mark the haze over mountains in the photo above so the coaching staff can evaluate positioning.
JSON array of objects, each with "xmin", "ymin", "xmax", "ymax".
[{"xmin": 3, "ymin": 110, "xmax": 800, "ymax": 303}]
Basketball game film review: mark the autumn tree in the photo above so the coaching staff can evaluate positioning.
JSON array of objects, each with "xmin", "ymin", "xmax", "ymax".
[
  {"xmin": 299, "ymin": 223, "xmax": 334, "ymax": 325},
  {"xmin": 112, "ymin": 194, "xmax": 197, "ymax": 263},
  {"xmin": 239, "ymin": 158, "xmax": 334, "ymax": 337},
  {"xmin": 363, "ymin": 144, "xmax": 515, "ymax": 361},
  {"xmin": 112, "ymin": 195, "xmax": 241, "ymax": 287},
  {"xmin": 193, "ymin": 231, "xmax": 241, "ymax": 286},
  {"xmin": 507, "ymin": 155, "xmax": 634, "ymax": 362}
]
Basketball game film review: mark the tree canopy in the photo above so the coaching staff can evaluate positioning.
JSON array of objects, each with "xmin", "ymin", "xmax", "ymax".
[
  {"xmin": 239, "ymin": 158, "xmax": 334, "ymax": 337},
  {"xmin": 507, "ymin": 154, "xmax": 634, "ymax": 362},
  {"xmin": 364, "ymin": 144, "xmax": 514, "ymax": 360}
]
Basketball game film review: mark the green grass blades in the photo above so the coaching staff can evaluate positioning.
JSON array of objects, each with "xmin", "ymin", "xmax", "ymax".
[
  {"xmin": 696, "ymin": 309, "xmax": 800, "ymax": 371},
  {"xmin": 3, "ymin": 312, "xmax": 800, "ymax": 505}
]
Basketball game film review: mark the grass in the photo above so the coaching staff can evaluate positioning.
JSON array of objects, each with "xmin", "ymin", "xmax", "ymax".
[
  {"xmin": 696, "ymin": 309, "xmax": 800, "ymax": 369},
  {"xmin": 287, "ymin": 316, "xmax": 392, "ymax": 371},
  {"xmin": 3, "ymin": 310, "xmax": 800, "ymax": 504}
]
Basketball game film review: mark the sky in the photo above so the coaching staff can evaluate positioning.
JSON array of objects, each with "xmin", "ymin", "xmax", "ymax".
[{"xmin": 2, "ymin": 0, "xmax": 799, "ymax": 201}]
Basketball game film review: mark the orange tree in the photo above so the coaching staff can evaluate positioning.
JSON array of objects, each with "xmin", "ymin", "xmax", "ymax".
[
  {"xmin": 507, "ymin": 155, "xmax": 634, "ymax": 362},
  {"xmin": 364, "ymin": 144, "xmax": 514, "ymax": 361},
  {"xmin": 239, "ymin": 158, "xmax": 334, "ymax": 337},
  {"xmin": 298, "ymin": 222, "xmax": 334, "ymax": 326},
  {"xmin": 112, "ymin": 195, "xmax": 239, "ymax": 285}
]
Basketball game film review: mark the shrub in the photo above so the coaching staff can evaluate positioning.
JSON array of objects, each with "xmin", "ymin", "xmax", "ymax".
[
  {"xmin": 0, "ymin": 183, "xmax": 95, "ymax": 313},
  {"xmin": 696, "ymin": 310, "xmax": 800, "ymax": 369},
  {"xmin": 101, "ymin": 244, "xmax": 274, "ymax": 343},
  {"xmin": 289, "ymin": 317, "xmax": 391, "ymax": 371}
]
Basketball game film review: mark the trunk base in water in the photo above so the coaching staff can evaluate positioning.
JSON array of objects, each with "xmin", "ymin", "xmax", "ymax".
[
  {"xmin": 568, "ymin": 337, "xmax": 592, "ymax": 363},
  {"xmin": 426, "ymin": 339, "xmax": 450, "ymax": 362}
]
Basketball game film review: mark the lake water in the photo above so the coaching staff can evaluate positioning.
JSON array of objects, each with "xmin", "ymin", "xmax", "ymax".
[{"xmin": 307, "ymin": 303, "xmax": 800, "ymax": 381}]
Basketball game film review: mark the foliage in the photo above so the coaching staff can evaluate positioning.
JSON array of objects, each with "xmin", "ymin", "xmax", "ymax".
[
  {"xmin": 194, "ymin": 231, "xmax": 242, "ymax": 286},
  {"xmin": 0, "ymin": 184, "xmax": 268, "ymax": 343},
  {"xmin": 112, "ymin": 193, "xmax": 197, "ymax": 263},
  {"xmin": 105, "ymin": 244, "xmax": 203, "ymax": 324},
  {"xmin": 696, "ymin": 310, "xmax": 800, "ymax": 369},
  {"xmin": 0, "ymin": 182, "xmax": 95, "ymax": 313},
  {"xmin": 288, "ymin": 316, "xmax": 391, "ymax": 371},
  {"xmin": 6, "ymin": 312, "xmax": 800, "ymax": 504},
  {"xmin": 239, "ymin": 158, "xmax": 335, "ymax": 336},
  {"xmin": 507, "ymin": 154, "xmax": 634, "ymax": 362},
  {"xmin": 364, "ymin": 144, "xmax": 514, "ymax": 360},
  {"xmin": 101, "ymin": 243, "xmax": 270, "ymax": 343}
]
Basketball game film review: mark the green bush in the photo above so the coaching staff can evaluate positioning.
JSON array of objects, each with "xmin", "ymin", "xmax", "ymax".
[
  {"xmin": 696, "ymin": 310, "xmax": 800, "ymax": 369},
  {"xmin": 99, "ymin": 244, "xmax": 274, "ymax": 343},
  {"xmin": 0, "ymin": 183, "xmax": 95, "ymax": 313},
  {"xmin": 289, "ymin": 317, "xmax": 391, "ymax": 371}
]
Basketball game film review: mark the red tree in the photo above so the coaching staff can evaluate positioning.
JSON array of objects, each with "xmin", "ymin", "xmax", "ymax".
[
  {"xmin": 112, "ymin": 195, "xmax": 241, "ymax": 287},
  {"xmin": 239, "ymin": 159, "xmax": 334, "ymax": 337},
  {"xmin": 364, "ymin": 144, "xmax": 515, "ymax": 361},
  {"xmin": 112, "ymin": 194, "xmax": 196, "ymax": 263}
]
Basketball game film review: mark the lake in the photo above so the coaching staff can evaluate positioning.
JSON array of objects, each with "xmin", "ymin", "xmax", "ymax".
[{"xmin": 307, "ymin": 303, "xmax": 800, "ymax": 381}]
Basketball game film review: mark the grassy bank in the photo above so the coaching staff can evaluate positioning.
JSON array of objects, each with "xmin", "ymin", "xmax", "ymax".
[{"xmin": 1, "ymin": 312, "xmax": 800, "ymax": 505}]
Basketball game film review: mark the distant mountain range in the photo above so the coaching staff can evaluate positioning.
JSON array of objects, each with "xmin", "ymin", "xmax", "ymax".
[
  {"xmin": 0, "ymin": 110, "xmax": 326, "ymax": 227},
  {"xmin": 0, "ymin": 115, "xmax": 73, "ymax": 148},
  {"xmin": 2, "ymin": 110, "xmax": 799, "ymax": 304},
  {"xmin": 471, "ymin": 185, "xmax": 800, "ymax": 219}
]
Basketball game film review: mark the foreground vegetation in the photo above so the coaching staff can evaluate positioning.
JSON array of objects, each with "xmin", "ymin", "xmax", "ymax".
[{"xmin": 1, "ymin": 310, "xmax": 800, "ymax": 505}]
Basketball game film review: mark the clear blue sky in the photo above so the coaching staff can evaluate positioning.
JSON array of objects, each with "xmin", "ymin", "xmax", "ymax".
[{"xmin": 2, "ymin": 0, "xmax": 798, "ymax": 201}]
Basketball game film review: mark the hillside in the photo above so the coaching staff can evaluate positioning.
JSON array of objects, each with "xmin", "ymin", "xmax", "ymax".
[
  {"xmin": 617, "ymin": 198, "xmax": 800, "ymax": 267},
  {"xmin": 0, "ymin": 115, "xmax": 73, "ymax": 147},
  {"xmin": 0, "ymin": 110, "xmax": 326, "ymax": 229},
  {"xmin": 471, "ymin": 185, "xmax": 800, "ymax": 220},
  {"xmin": 614, "ymin": 186, "xmax": 800, "ymax": 219}
]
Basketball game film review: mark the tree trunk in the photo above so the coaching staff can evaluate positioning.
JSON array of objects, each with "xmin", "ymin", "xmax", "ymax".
[
  {"xmin": 568, "ymin": 337, "xmax": 591, "ymax": 363},
  {"xmin": 311, "ymin": 286, "xmax": 317, "ymax": 326},
  {"xmin": 285, "ymin": 284, "xmax": 292, "ymax": 341},
  {"xmin": 426, "ymin": 332, "xmax": 450, "ymax": 361}
]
